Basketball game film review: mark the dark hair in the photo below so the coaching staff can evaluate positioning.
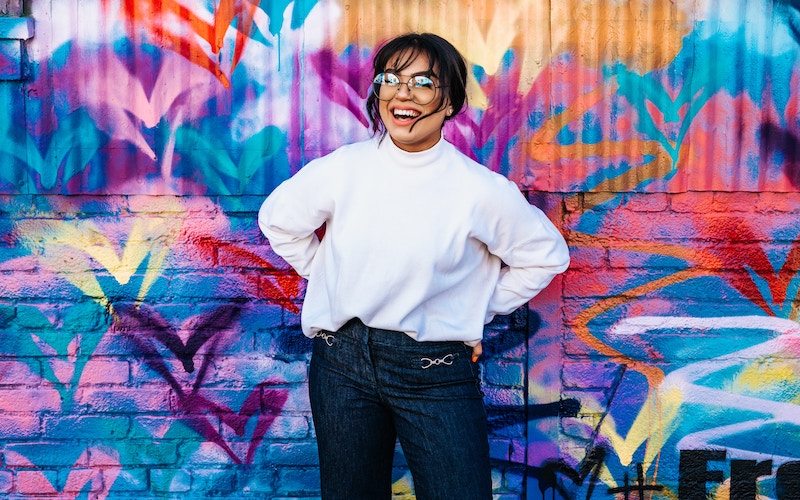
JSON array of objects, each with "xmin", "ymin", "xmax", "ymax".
[{"xmin": 366, "ymin": 33, "xmax": 468, "ymax": 135}]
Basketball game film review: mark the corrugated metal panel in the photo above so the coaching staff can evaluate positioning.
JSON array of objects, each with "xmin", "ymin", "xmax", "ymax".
[{"xmin": 5, "ymin": 0, "xmax": 800, "ymax": 194}]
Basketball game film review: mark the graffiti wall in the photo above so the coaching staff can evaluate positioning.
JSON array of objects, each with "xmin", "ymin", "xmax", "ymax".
[{"xmin": 1, "ymin": 0, "xmax": 799, "ymax": 498}]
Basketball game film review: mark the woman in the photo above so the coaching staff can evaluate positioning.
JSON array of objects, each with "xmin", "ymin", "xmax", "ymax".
[{"xmin": 259, "ymin": 33, "xmax": 570, "ymax": 500}]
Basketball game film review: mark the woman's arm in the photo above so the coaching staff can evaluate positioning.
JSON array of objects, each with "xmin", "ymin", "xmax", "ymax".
[
  {"xmin": 258, "ymin": 160, "xmax": 334, "ymax": 278},
  {"xmin": 481, "ymin": 179, "xmax": 570, "ymax": 321}
]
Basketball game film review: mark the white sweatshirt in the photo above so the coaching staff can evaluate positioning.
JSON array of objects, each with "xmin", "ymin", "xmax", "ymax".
[{"xmin": 258, "ymin": 135, "xmax": 570, "ymax": 344}]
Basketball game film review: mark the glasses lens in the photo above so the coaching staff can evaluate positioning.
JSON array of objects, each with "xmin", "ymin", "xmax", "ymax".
[
  {"xmin": 410, "ymin": 76, "xmax": 435, "ymax": 105},
  {"xmin": 372, "ymin": 73, "xmax": 399, "ymax": 101},
  {"xmin": 371, "ymin": 72, "xmax": 438, "ymax": 104}
]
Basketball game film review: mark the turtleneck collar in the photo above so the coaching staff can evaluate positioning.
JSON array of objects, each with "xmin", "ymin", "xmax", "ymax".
[{"xmin": 378, "ymin": 133, "xmax": 449, "ymax": 168}]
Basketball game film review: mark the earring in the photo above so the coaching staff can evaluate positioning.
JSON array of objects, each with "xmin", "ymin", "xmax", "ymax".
[{"xmin": 447, "ymin": 108, "xmax": 453, "ymax": 115}]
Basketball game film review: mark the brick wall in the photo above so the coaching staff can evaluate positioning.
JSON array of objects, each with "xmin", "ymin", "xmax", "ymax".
[{"xmin": 2, "ymin": 1, "xmax": 800, "ymax": 499}]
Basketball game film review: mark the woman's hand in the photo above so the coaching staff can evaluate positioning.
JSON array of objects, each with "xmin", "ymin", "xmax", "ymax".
[{"xmin": 471, "ymin": 342, "xmax": 482, "ymax": 363}]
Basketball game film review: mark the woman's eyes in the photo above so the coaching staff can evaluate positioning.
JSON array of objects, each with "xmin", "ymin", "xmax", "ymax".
[
  {"xmin": 412, "ymin": 76, "xmax": 435, "ymax": 88},
  {"xmin": 379, "ymin": 73, "xmax": 435, "ymax": 88}
]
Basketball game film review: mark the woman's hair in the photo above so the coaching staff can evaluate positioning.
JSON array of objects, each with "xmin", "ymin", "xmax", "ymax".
[{"xmin": 366, "ymin": 33, "xmax": 468, "ymax": 135}]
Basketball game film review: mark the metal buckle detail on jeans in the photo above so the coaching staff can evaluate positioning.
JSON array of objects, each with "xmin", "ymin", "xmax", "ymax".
[
  {"xmin": 315, "ymin": 331, "xmax": 335, "ymax": 347},
  {"xmin": 420, "ymin": 353, "xmax": 455, "ymax": 369}
]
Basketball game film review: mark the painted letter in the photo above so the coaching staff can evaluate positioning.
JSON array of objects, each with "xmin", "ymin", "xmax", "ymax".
[{"xmin": 679, "ymin": 449, "xmax": 726, "ymax": 500}]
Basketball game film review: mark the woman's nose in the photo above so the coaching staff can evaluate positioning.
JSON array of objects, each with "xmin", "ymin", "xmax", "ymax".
[{"xmin": 395, "ymin": 82, "xmax": 413, "ymax": 99}]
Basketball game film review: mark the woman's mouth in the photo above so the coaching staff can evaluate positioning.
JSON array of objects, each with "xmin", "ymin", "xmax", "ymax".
[{"xmin": 392, "ymin": 108, "xmax": 420, "ymax": 122}]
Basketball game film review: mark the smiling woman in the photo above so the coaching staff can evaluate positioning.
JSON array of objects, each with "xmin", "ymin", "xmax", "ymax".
[
  {"xmin": 366, "ymin": 33, "xmax": 468, "ymax": 153},
  {"xmin": 373, "ymin": 53, "xmax": 449, "ymax": 152},
  {"xmin": 258, "ymin": 32, "xmax": 570, "ymax": 499}
]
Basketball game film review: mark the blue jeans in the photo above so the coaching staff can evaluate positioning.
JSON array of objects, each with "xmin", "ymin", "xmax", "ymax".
[{"xmin": 308, "ymin": 318, "xmax": 492, "ymax": 500}]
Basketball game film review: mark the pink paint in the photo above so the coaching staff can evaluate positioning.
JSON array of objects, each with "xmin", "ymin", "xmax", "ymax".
[
  {"xmin": 8, "ymin": 449, "xmax": 120, "ymax": 498},
  {"xmin": 0, "ymin": 389, "xmax": 61, "ymax": 413}
]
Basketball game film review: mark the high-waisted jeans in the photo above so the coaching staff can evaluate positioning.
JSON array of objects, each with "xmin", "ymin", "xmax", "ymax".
[{"xmin": 308, "ymin": 318, "xmax": 492, "ymax": 499}]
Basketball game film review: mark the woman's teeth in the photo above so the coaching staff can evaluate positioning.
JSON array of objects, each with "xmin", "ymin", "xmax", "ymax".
[{"xmin": 393, "ymin": 109, "xmax": 420, "ymax": 119}]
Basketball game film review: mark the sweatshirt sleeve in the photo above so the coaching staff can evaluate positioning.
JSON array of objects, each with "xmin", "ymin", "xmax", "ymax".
[
  {"xmin": 480, "ymin": 178, "xmax": 570, "ymax": 321},
  {"xmin": 257, "ymin": 159, "xmax": 334, "ymax": 278}
]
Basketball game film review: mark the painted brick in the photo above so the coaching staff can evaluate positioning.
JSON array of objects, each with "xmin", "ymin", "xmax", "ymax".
[
  {"xmin": 127, "ymin": 359, "xmax": 178, "ymax": 383},
  {"xmin": 607, "ymin": 249, "xmax": 686, "ymax": 269},
  {"xmin": 15, "ymin": 469, "xmax": 59, "ymax": 495},
  {"xmin": 86, "ymin": 451, "xmax": 123, "ymax": 468},
  {"xmin": 167, "ymin": 243, "xmax": 217, "ymax": 269},
  {"xmin": 485, "ymin": 360, "xmax": 525, "ymax": 387},
  {"xmin": 75, "ymin": 387, "xmax": 171, "ymax": 413},
  {"xmin": 43, "ymin": 415, "xmax": 130, "ymax": 440},
  {"xmin": 216, "ymin": 195, "xmax": 267, "ymax": 214},
  {"xmin": 79, "ymin": 359, "xmax": 130, "ymax": 385},
  {"xmin": 560, "ymin": 420, "xmax": 602, "ymax": 448},
  {"xmin": 503, "ymin": 468, "xmax": 525, "ymax": 492},
  {"xmin": 261, "ymin": 442, "xmax": 319, "ymax": 466},
  {"xmin": 254, "ymin": 328, "xmax": 313, "ymax": 358},
  {"xmin": 582, "ymin": 192, "xmax": 620, "ymax": 211},
  {"xmin": 0, "ymin": 388, "xmax": 61, "ymax": 412},
  {"xmin": 0, "ymin": 359, "xmax": 40, "ymax": 384},
  {"xmin": 201, "ymin": 356, "xmax": 306, "ymax": 386},
  {"xmin": 262, "ymin": 272, "xmax": 307, "ymax": 300},
  {"xmin": 482, "ymin": 387, "xmax": 524, "ymax": 408},
  {"xmin": 563, "ymin": 193, "xmax": 584, "ymax": 213},
  {"xmin": 563, "ymin": 269, "xmax": 651, "ymax": 298},
  {"xmin": 621, "ymin": 193, "xmax": 669, "ymax": 212},
  {"xmin": 275, "ymin": 467, "xmax": 320, "ymax": 496},
  {"xmin": 602, "ymin": 213, "xmax": 701, "ymax": 241},
  {"xmin": 5, "ymin": 443, "xmax": 90, "ymax": 467},
  {"xmin": 111, "ymin": 439, "xmax": 179, "ymax": 466},
  {"xmin": 751, "ymin": 192, "xmax": 800, "ymax": 213},
  {"xmin": 491, "ymin": 469, "xmax": 503, "ymax": 491},
  {"xmin": 489, "ymin": 438, "xmax": 513, "ymax": 461},
  {"xmin": 564, "ymin": 245, "xmax": 607, "ymax": 270},
  {"xmin": 104, "ymin": 467, "xmax": 148, "ymax": 491},
  {"xmin": 0, "ymin": 274, "xmax": 86, "ymax": 300},
  {"xmin": 0, "ymin": 414, "xmax": 41, "ymax": 438},
  {"xmin": 0, "ymin": 470, "xmax": 12, "ymax": 494},
  {"xmin": 265, "ymin": 415, "xmax": 310, "ymax": 439},
  {"xmin": 283, "ymin": 308, "xmax": 303, "ymax": 327},
  {"xmin": 562, "ymin": 361, "xmax": 622, "ymax": 389},
  {"xmin": 390, "ymin": 470, "xmax": 414, "ymax": 497},
  {"xmin": 179, "ymin": 441, "xmax": 235, "ymax": 465},
  {"xmin": 58, "ymin": 468, "xmax": 108, "ymax": 493},
  {"xmin": 189, "ymin": 468, "xmax": 236, "ymax": 493},
  {"xmin": 126, "ymin": 196, "xmax": 187, "ymax": 215},
  {"xmin": 150, "ymin": 468, "xmax": 192, "ymax": 493},
  {"xmin": 281, "ymin": 387, "xmax": 311, "ymax": 413},
  {"xmin": 670, "ymin": 191, "xmax": 715, "ymax": 213},
  {"xmin": 0, "ymin": 255, "xmax": 38, "ymax": 271},
  {"xmin": 509, "ymin": 439, "xmax": 526, "ymax": 464},
  {"xmin": 712, "ymin": 192, "xmax": 763, "ymax": 212},
  {"xmin": 238, "ymin": 468, "xmax": 276, "ymax": 494}
]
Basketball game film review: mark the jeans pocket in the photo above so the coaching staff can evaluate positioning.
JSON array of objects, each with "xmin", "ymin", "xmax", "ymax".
[
  {"xmin": 413, "ymin": 351, "xmax": 461, "ymax": 369},
  {"xmin": 312, "ymin": 331, "xmax": 341, "ymax": 365},
  {"xmin": 314, "ymin": 330, "xmax": 337, "ymax": 347},
  {"xmin": 375, "ymin": 343, "xmax": 481, "ymax": 395}
]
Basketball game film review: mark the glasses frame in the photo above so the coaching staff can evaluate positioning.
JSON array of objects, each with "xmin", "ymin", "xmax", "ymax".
[{"xmin": 371, "ymin": 72, "xmax": 446, "ymax": 106}]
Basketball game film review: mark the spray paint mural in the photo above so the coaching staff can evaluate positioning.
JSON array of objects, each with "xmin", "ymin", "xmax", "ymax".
[{"xmin": 1, "ymin": 0, "xmax": 800, "ymax": 498}]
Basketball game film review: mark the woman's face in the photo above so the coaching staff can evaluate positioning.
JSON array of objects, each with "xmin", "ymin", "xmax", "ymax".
[{"xmin": 378, "ymin": 53, "xmax": 449, "ymax": 153}]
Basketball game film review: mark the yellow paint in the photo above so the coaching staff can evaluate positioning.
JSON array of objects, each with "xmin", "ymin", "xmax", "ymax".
[
  {"xmin": 391, "ymin": 470, "xmax": 416, "ymax": 498},
  {"xmin": 551, "ymin": 0, "xmax": 689, "ymax": 72},
  {"xmin": 17, "ymin": 202, "xmax": 184, "ymax": 307},
  {"xmin": 731, "ymin": 358, "xmax": 800, "ymax": 400},
  {"xmin": 332, "ymin": 0, "xmax": 690, "ymax": 102},
  {"xmin": 598, "ymin": 385, "xmax": 682, "ymax": 467}
]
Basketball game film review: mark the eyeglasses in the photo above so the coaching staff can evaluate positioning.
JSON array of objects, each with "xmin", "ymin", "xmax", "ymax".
[{"xmin": 371, "ymin": 72, "xmax": 444, "ymax": 105}]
